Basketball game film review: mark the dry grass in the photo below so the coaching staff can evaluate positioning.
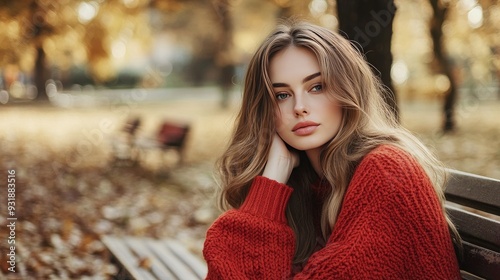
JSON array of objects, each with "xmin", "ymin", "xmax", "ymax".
[{"xmin": 400, "ymin": 100, "xmax": 500, "ymax": 179}]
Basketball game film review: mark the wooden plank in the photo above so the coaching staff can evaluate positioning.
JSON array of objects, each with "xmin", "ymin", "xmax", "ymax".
[
  {"xmin": 460, "ymin": 241, "xmax": 500, "ymax": 280},
  {"xmin": 127, "ymin": 237, "xmax": 177, "ymax": 279},
  {"xmin": 145, "ymin": 239, "xmax": 202, "ymax": 280},
  {"xmin": 102, "ymin": 236, "xmax": 157, "ymax": 280},
  {"xmin": 164, "ymin": 240, "xmax": 208, "ymax": 279},
  {"xmin": 445, "ymin": 203, "xmax": 500, "ymax": 251},
  {"xmin": 445, "ymin": 169, "xmax": 500, "ymax": 215},
  {"xmin": 460, "ymin": 270, "xmax": 486, "ymax": 280}
]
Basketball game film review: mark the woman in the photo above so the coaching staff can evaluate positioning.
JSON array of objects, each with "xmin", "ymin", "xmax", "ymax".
[{"xmin": 203, "ymin": 21, "xmax": 461, "ymax": 279}]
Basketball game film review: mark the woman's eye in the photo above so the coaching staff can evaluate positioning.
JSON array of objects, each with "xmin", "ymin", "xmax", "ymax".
[
  {"xmin": 311, "ymin": 84, "xmax": 323, "ymax": 92},
  {"xmin": 276, "ymin": 93, "xmax": 289, "ymax": 100}
]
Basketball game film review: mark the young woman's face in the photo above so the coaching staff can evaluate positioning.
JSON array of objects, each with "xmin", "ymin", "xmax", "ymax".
[{"xmin": 269, "ymin": 46, "xmax": 342, "ymax": 152}]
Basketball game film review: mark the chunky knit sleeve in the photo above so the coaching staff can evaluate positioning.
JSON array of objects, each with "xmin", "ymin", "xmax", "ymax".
[
  {"xmin": 203, "ymin": 176, "xmax": 296, "ymax": 279},
  {"xmin": 294, "ymin": 145, "xmax": 461, "ymax": 280}
]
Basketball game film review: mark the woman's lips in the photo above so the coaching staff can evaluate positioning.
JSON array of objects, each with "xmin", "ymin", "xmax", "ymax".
[{"xmin": 292, "ymin": 121, "xmax": 319, "ymax": 136}]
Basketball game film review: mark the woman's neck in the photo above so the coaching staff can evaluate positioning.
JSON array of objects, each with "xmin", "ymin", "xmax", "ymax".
[{"xmin": 306, "ymin": 148, "xmax": 323, "ymax": 177}]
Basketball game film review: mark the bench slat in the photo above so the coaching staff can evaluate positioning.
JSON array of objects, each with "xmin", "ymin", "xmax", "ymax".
[
  {"xmin": 102, "ymin": 236, "xmax": 158, "ymax": 280},
  {"xmin": 459, "ymin": 241, "xmax": 500, "ymax": 280},
  {"xmin": 459, "ymin": 270, "xmax": 486, "ymax": 280},
  {"xmin": 164, "ymin": 240, "xmax": 208, "ymax": 279},
  {"xmin": 445, "ymin": 169, "xmax": 500, "ymax": 215},
  {"xmin": 445, "ymin": 203, "xmax": 500, "ymax": 251},
  {"xmin": 145, "ymin": 239, "xmax": 202, "ymax": 280},
  {"xmin": 127, "ymin": 238, "xmax": 177, "ymax": 279}
]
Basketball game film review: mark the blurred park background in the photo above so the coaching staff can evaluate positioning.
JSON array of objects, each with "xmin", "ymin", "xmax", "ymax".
[{"xmin": 0, "ymin": 0, "xmax": 499, "ymax": 278}]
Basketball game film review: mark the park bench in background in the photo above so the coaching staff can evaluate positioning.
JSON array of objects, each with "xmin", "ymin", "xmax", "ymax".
[
  {"xmin": 101, "ymin": 169, "xmax": 500, "ymax": 279},
  {"xmin": 445, "ymin": 169, "xmax": 500, "ymax": 280},
  {"xmin": 111, "ymin": 117, "xmax": 190, "ymax": 166}
]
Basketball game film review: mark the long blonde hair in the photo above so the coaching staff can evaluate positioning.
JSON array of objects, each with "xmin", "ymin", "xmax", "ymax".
[{"xmin": 216, "ymin": 20, "xmax": 459, "ymax": 264}]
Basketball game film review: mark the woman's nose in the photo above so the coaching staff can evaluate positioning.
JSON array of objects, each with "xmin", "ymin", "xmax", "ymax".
[{"xmin": 294, "ymin": 95, "xmax": 309, "ymax": 116}]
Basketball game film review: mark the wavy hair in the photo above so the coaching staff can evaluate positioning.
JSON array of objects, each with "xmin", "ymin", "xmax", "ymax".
[{"xmin": 216, "ymin": 20, "xmax": 460, "ymax": 265}]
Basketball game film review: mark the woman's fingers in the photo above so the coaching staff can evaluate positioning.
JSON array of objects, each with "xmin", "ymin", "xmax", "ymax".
[{"xmin": 262, "ymin": 134, "xmax": 299, "ymax": 184}]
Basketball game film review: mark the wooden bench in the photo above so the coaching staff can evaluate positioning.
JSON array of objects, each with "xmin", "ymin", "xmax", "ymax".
[
  {"xmin": 102, "ymin": 169, "xmax": 500, "ymax": 279},
  {"xmin": 111, "ymin": 118, "xmax": 190, "ymax": 166},
  {"xmin": 444, "ymin": 169, "xmax": 500, "ymax": 280}
]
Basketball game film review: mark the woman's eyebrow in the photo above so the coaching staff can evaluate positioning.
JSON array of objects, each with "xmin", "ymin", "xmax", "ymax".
[
  {"xmin": 272, "ymin": 72, "xmax": 322, "ymax": 88},
  {"xmin": 303, "ymin": 72, "xmax": 321, "ymax": 83},
  {"xmin": 272, "ymin": 82, "xmax": 288, "ymax": 88}
]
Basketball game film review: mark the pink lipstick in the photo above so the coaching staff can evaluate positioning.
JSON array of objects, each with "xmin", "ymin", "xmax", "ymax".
[{"xmin": 292, "ymin": 121, "xmax": 319, "ymax": 136}]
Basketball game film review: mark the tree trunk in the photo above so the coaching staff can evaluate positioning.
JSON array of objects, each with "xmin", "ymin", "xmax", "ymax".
[
  {"xmin": 34, "ymin": 46, "xmax": 48, "ymax": 101},
  {"xmin": 337, "ymin": 0, "xmax": 399, "ymax": 121},
  {"xmin": 492, "ymin": 47, "xmax": 500, "ymax": 100},
  {"xmin": 213, "ymin": 0, "xmax": 235, "ymax": 109},
  {"xmin": 429, "ymin": 0, "xmax": 457, "ymax": 132},
  {"xmin": 31, "ymin": 1, "xmax": 49, "ymax": 101},
  {"xmin": 276, "ymin": 2, "xmax": 293, "ymax": 19}
]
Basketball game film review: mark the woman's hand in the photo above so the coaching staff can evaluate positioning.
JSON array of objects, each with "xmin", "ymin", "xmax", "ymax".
[{"xmin": 262, "ymin": 134, "xmax": 299, "ymax": 184}]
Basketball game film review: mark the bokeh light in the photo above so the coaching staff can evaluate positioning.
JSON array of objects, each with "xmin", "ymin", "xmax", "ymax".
[
  {"xmin": 391, "ymin": 60, "xmax": 410, "ymax": 85},
  {"xmin": 467, "ymin": 5, "xmax": 483, "ymax": 28},
  {"xmin": 78, "ymin": 1, "xmax": 99, "ymax": 24}
]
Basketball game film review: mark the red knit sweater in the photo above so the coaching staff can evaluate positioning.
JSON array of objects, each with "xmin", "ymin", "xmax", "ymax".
[{"xmin": 203, "ymin": 145, "xmax": 461, "ymax": 279}]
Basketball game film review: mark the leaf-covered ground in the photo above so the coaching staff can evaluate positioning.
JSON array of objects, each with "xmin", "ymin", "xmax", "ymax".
[{"xmin": 0, "ymin": 97, "xmax": 499, "ymax": 279}]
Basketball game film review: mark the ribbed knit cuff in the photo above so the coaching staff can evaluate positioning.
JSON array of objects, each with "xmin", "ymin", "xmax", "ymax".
[{"xmin": 239, "ymin": 176, "xmax": 293, "ymax": 224}]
